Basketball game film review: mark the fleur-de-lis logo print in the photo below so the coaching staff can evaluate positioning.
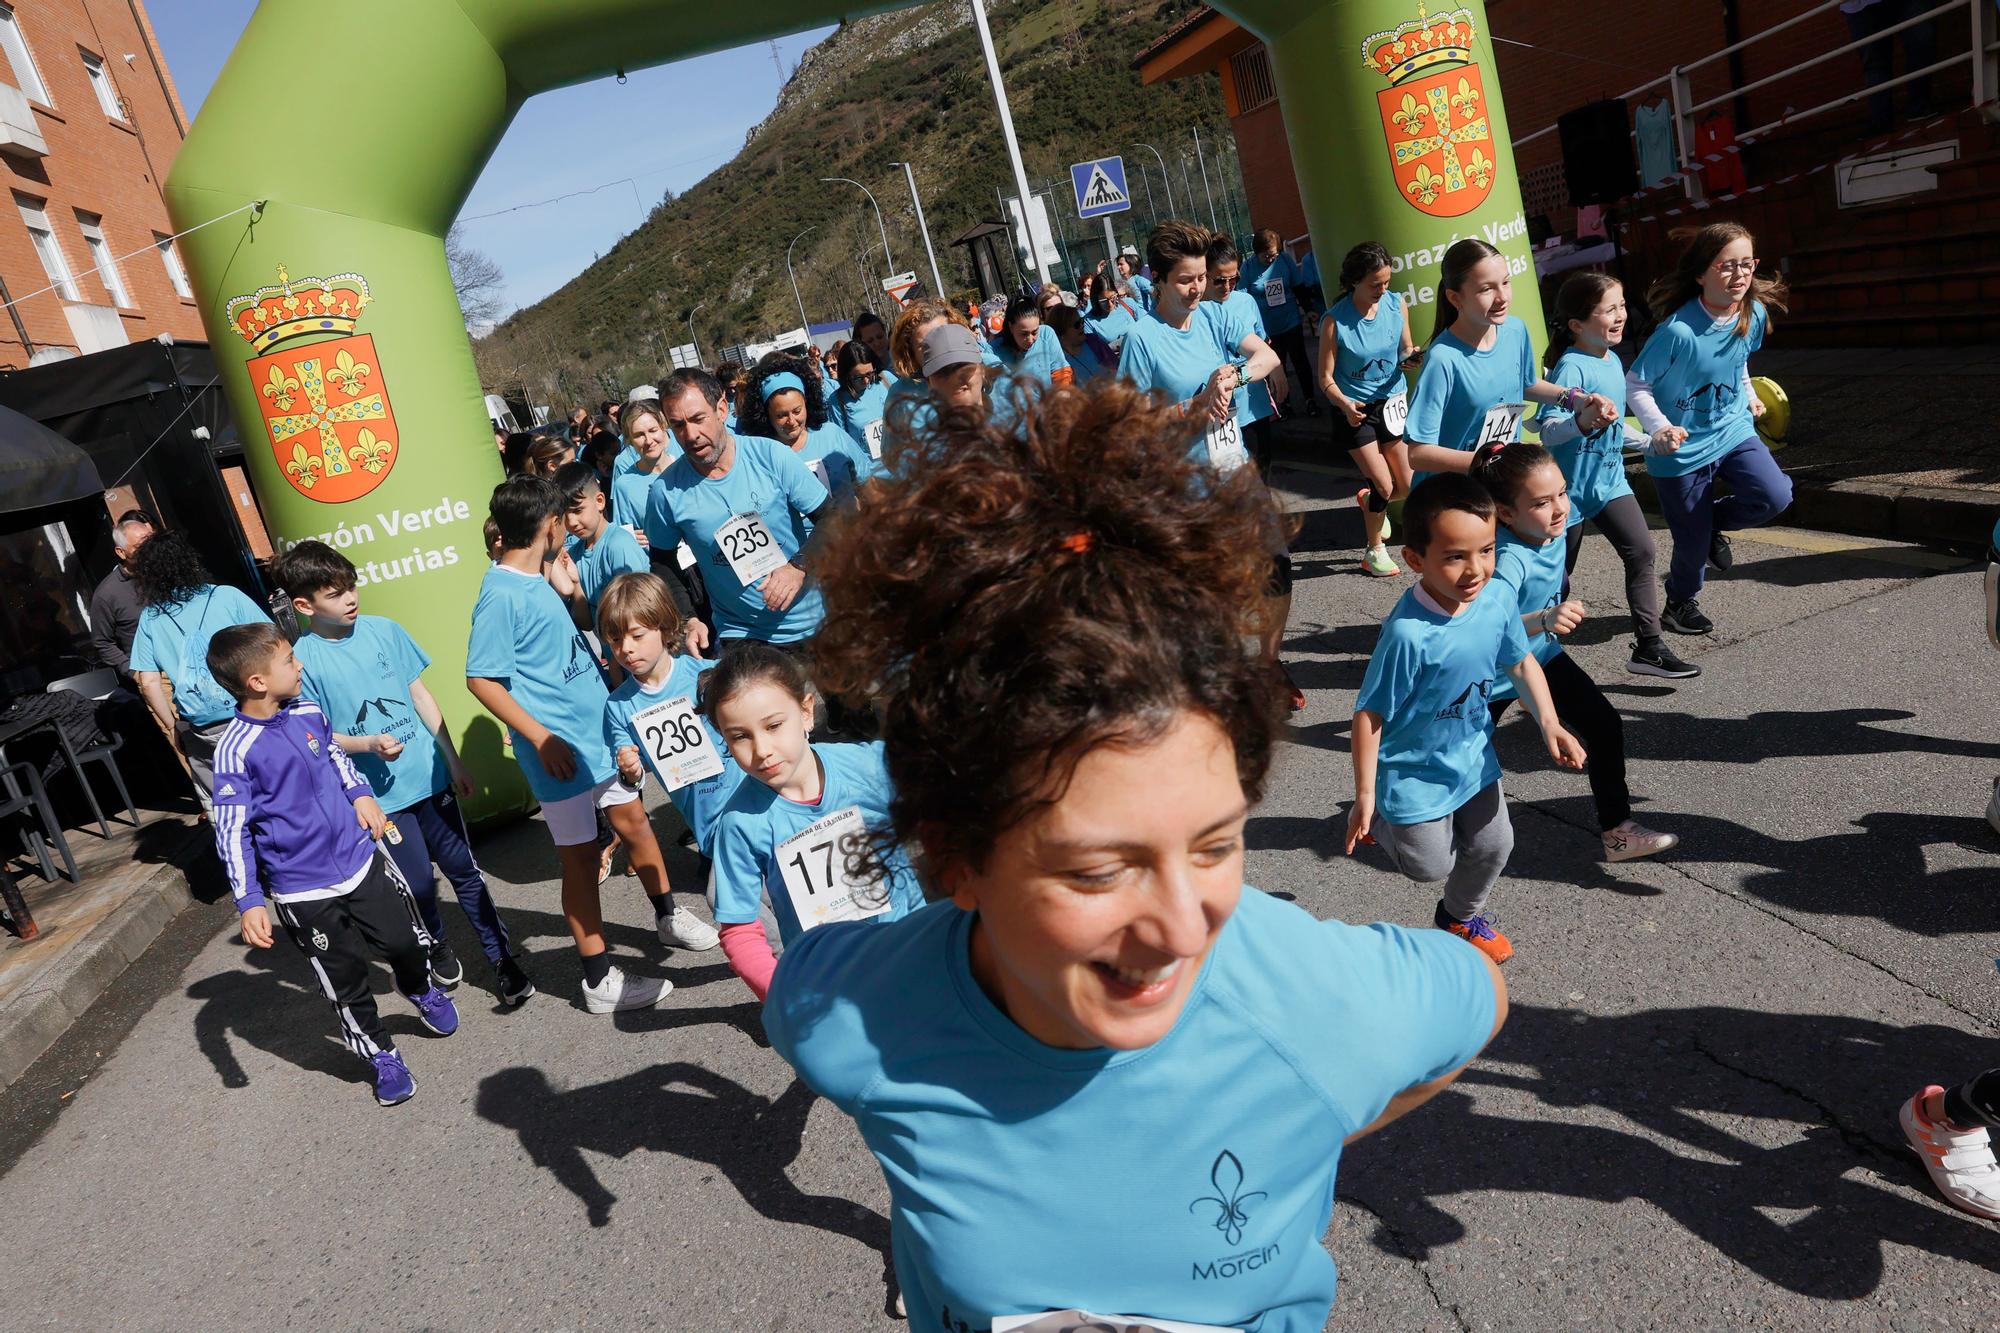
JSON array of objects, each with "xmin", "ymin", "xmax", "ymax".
[
  {"xmin": 1450, "ymin": 76, "xmax": 1481, "ymax": 121},
  {"xmin": 262, "ymin": 364, "xmax": 299, "ymax": 412},
  {"xmin": 1188, "ymin": 1149, "xmax": 1267, "ymax": 1247},
  {"xmin": 326, "ymin": 348, "xmax": 372, "ymax": 397},
  {"xmin": 1405, "ymin": 164, "xmax": 1444, "ymax": 205},
  {"xmin": 1391, "ymin": 91, "xmax": 1427, "ymax": 135}
]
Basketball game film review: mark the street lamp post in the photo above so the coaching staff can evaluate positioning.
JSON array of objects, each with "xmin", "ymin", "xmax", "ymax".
[
  {"xmin": 786, "ymin": 225, "xmax": 816, "ymax": 335},
  {"xmin": 821, "ymin": 176, "xmax": 893, "ymax": 278},
  {"xmin": 1192, "ymin": 124, "xmax": 1218, "ymax": 233},
  {"xmin": 1132, "ymin": 142, "xmax": 1176, "ymax": 218},
  {"xmin": 687, "ymin": 300, "xmax": 706, "ymax": 366},
  {"xmin": 889, "ymin": 159, "xmax": 946, "ymax": 299},
  {"xmin": 971, "ymin": 0, "xmax": 1049, "ymax": 287}
]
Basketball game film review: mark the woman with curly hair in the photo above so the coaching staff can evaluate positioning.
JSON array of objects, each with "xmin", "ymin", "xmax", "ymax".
[
  {"xmin": 763, "ymin": 376, "xmax": 1507, "ymax": 1331},
  {"xmin": 128, "ymin": 531, "xmax": 271, "ymax": 813},
  {"xmin": 739, "ymin": 352, "xmax": 874, "ymax": 501}
]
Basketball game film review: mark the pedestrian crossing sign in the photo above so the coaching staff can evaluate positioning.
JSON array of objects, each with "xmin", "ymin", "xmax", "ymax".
[{"xmin": 1071, "ymin": 156, "xmax": 1132, "ymax": 219}]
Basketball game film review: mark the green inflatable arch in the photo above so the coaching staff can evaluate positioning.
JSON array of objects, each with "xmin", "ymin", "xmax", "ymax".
[{"xmin": 165, "ymin": 0, "xmax": 1544, "ymax": 819}]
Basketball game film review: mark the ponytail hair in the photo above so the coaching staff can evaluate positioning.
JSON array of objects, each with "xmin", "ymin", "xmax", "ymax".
[
  {"xmin": 1468, "ymin": 438, "xmax": 1556, "ymax": 508},
  {"xmin": 1544, "ymin": 272, "xmax": 1622, "ymax": 370},
  {"xmin": 1646, "ymin": 222, "xmax": 1788, "ymax": 338},
  {"xmin": 1430, "ymin": 238, "xmax": 1503, "ymax": 344},
  {"xmin": 1338, "ymin": 241, "xmax": 1393, "ymax": 297}
]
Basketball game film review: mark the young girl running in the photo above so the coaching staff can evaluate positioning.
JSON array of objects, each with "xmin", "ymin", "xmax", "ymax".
[
  {"xmin": 1536, "ymin": 273, "xmax": 1698, "ymax": 680},
  {"xmin": 1406, "ymin": 239, "xmax": 1617, "ymax": 488},
  {"xmin": 1471, "ymin": 440, "xmax": 1679, "ymax": 864},
  {"xmin": 703, "ymin": 643, "xmax": 923, "ymax": 1001},
  {"xmin": 1320, "ymin": 241, "xmax": 1418, "ymax": 577},
  {"xmin": 1627, "ymin": 222, "xmax": 1792, "ymax": 637}
]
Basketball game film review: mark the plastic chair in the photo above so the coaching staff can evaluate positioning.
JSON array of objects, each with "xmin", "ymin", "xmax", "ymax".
[
  {"xmin": 43, "ymin": 676, "xmax": 139, "ymax": 837},
  {"xmin": 0, "ymin": 760, "xmax": 77, "ymax": 884}
]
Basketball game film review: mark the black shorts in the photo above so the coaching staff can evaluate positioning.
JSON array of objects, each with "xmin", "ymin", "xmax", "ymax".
[{"xmin": 1331, "ymin": 397, "xmax": 1406, "ymax": 452}]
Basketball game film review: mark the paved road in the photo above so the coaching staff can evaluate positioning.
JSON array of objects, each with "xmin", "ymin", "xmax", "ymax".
[{"xmin": 2, "ymin": 465, "xmax": 1996, "ymax": 1330}]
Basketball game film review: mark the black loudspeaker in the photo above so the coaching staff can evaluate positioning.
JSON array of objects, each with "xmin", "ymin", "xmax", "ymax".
[{"xmin": 1557, "ymin": 99, "xmax": 1641, "ymax": 206}]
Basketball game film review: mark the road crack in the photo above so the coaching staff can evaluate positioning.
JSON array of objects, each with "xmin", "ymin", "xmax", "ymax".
[{"xmin": 1335, "ymin": 1190, "xmax": 1472, "ymax": 1332}]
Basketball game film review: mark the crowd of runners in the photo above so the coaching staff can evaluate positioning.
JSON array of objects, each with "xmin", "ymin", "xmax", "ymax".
[{"xmin": 117, "ymin": 213, "xmax": 2000, "ymax": 1329}]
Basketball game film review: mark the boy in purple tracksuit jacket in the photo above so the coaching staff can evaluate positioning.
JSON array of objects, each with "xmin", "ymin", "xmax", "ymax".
[{"xmin": 206, "ymin": 622, "xmax": 460, "ymax": 1107}]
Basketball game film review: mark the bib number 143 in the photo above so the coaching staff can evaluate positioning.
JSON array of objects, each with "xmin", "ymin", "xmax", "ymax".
[
  {"xmin": 776, "ymin": 806, "xmax": 889, "ymax": 932},
  {"xmin": 1205, "ymin": 416, "xmax": 1247, "ymax": 476}
]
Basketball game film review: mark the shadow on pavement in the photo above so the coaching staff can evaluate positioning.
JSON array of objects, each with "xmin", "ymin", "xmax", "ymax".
[{"xmin": 1340, "ymin": 1002, "xmax": 2000, "ymax": 1299}]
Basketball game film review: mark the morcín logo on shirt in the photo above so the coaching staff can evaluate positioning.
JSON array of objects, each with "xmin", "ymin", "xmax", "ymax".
[
  {"xmin": 1188, "ymin": 1148, "xmax": 1282, "ymax": 1285},
  {"xmin": 1675, "ymin": 378, "xmax": 1737, "ymax": 422},
  {"xmin": 1433, "ymin": 677, "xmax": 1493, "ymax": 723}
]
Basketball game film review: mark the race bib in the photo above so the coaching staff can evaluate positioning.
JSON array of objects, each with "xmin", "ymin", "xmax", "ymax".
[
  {"xmin": 862, "ymin": 418, "xmax": 885, "ymax": 461},
  {"xmin": 1476, "ymin": 402, "xmax": 1526, "ymax": 450},
  {"xmin": 808, "ymin": 458, "xmax": 831, "ymax": 491},
  {"xmin": 714, "ymin": 512, "xmax": 786, "ymax": 586},
  {"xmin": 1380, "ymin": 390, "xmax": 1409, "ymax": 437},
  {"xmin": 1205, "ymin": 415, "xmax": 1247, "ymax": 476},
  {"xmin": 626, "ymin": 695, "xmax": 723, "ymax": 791},
  {"xmin": 1262, "ymin": 277, "xmax": 1286, "ymax": 307},
  {"xmin": 994, "ymin": 1313, "xmax": 1241, "ymax": 1333},
  {"xmin": 675, "ymin": 540, "xmax": 697, "ymax": 570},
  {"xmin": 775, "ymin": 806, "xmax": 890, "ymax": 932}
]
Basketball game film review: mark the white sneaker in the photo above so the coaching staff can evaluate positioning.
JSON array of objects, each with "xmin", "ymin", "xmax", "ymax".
[
  {"xmin": 581, "ymin": 964, "xmax": 672, "ymax": 1014},
  {"xmin": 1899, "ymin": 1086, "xmax": 2000, "ymax": 1220},
  {"xmin": 659, "ymin": 902, "xmax": 721, "ymax": 952},
  {"xmin": 1602, "ymin": 820, "xmax": 1678, "ymax": 863}
]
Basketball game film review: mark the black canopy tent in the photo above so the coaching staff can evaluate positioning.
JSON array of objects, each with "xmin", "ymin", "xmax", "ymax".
[{"xmin": 0, "ymin": 404, "xmax": 101, "ymax": 514}]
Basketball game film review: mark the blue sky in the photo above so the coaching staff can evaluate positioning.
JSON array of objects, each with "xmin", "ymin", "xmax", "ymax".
[{"xmin": 148, "ymin": 2, "xmax": 835, "ymax": 319}]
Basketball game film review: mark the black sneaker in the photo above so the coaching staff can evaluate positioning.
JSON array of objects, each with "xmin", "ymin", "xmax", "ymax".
[
  {"xmin": 1660, "ymin": 598, "xmax": 1714, "ymax": 635},
  {"xmin": 1627, "ymin": 638, "xmax": 1701, "ymax": 679},
  {"xmin": 495, "ymin": 955, "xmax": 536, "ymax": 1008},
  {"xmin": 1707, "ymin": 532, "xmax": 1734, "ymax": 572},
  {"xmin": 428, "ymin": 941, "xmax": 463, "ymax": 989}
]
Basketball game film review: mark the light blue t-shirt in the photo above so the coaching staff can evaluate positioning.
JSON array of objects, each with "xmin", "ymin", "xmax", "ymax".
[
  {"xmin": 1211, "ymin": 290, "xmax": 1274, "ymax": 428},
  {"xmin": 1406, "ymin": 316, "xmax": 1538, "ymax": 489},
  {"xmin": 1116, "ymin": 302, "xmax": 1235, "ymax": 407},
  {"xmin": 1488, "ymin": 528, "xmax": 1567, "ymax": 702},
  {"xmin": 464, "ymin": 563, "xmax": 616, "ymax": 802},
  {"xmin": 791, "ymin": 421, "xmax": 875, "ymax": 497},
  {"xmin": 1535, "ymin": 347, "xmax": 1633, "ymax": 525},
  {"xmin": 564, "ymin": 523, "xmax": 649, "ymax": 613},
  {"xmin": 765, "ymin": 886, "xmax": 1496, "ymax": 1333},
  {"xmin": 1355, "ymin": 583, "xmax": 1531, "ymax": 824},
  {"xmin": 129, "ymin": 584, "xmax": 269, "ymax": 727},
  {"xmin": 998, "ymin": 326, "xmax": 1071, "ymax": 389},
  {"xmin": 1327, "ymin": 290, "xmax": 1407, "ymax": 403},
  {"xmin": 601, "ymin": 653, "xmax": 746, "ymax": 850},
  {"xmin": 829, "ymin": 372, "xmax": 896, "ymax": 465},
  {"xmin": 293, "ymin": 615, "xmax": 445, "ymax": 812},
  {"xmin": 1065, "ymin": 337, "xmax": 1111, "ymax": 385},
  {"xmin": 1242, "ymin": 251, "xmax": 1304, "ymax": 337},
  {"xmin": 1084, "ymin": 296, "xmax": 1140, "ymax": 353},
  {"xmin": 643, "ymin": 433, "xmax": 830, "ymax": 644},
  {"xmin": 708, "ymin": 740, "xmax": 924, "ymax": 946},
  {"xmin": 1630, "ymin": 297, "xmax": 1767, "ymax": 478},
  {"xmin": 1299, "ymin": 249, "xmax": 1320, "ymax": 292},
  {"xmin": 609, "ymin": 456, "xmax": 674, "ymax": 532},
  {"xmin": 1123, "ymin": 270, "xmax": 1155, "ymax": 312},
  {"xmin": 611, "ymin": 444, "xmax": 639, "ymax": 476}
]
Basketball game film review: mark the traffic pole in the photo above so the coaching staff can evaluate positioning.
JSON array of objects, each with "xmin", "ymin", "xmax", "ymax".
[{"xmin": 970, "ymin": 0, "xmax": 1049, "ymax": 287}]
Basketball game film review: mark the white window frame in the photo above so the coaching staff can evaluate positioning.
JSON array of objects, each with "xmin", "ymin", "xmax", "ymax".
[
  {"xmin": 80, "ymin": 50, "xmax": 121, "ymax": 120},
  {"xmin": 154, "ymin": 232, "xmax": 191, "ymax": 299},
  {"xmin": 0, "ymin": 4, "xmax": 49, "ymax": 106},
  {"xmin": 76, "ymin": 212, "xmax": 130, "ymax": 307},
  {"xmin": 17, "ymin": 196, "xmax": 78, "ymax": 300}
]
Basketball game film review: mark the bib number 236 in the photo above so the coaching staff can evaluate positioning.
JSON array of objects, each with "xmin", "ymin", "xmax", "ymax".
[
  {"xmin": 776, "ymin": 806, "xmax": 889, "ymax": 932},
  {"xmin": 626, "ymin": 695, "xmax": 723, "ymax": 790},
  {"xmin": 715, "ymin": 512, "xmax": 787, "ymax": 585}
]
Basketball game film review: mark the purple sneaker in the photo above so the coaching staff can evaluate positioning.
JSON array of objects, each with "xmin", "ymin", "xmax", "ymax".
[
  {"xmin": 408, "ymin": 985, "xmax": 459, "ymax": 1036},
  {"xmin": 370, "ymin": 1049, "xmax": 416, "ymax": 1107}
]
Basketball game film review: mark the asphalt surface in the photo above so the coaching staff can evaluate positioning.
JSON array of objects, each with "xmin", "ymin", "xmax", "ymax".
[{"xmin": 2, "ymin": 463, "xmax": 1996, "ymax": 1331}]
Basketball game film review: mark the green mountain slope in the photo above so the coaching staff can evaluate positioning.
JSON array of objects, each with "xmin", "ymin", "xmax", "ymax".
[{"xmin": 474, "ymin": 0, "xmax": 1245, "ymax": 401}]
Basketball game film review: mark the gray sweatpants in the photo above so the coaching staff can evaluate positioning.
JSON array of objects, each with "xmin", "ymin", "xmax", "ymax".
[
  {"xmin": 176, "ymin": 717, "xmax": 233, "ymax": 816},
  {"xmin": 1372, "ymin": 779, "xmax": 1514, "ymax": 921}
]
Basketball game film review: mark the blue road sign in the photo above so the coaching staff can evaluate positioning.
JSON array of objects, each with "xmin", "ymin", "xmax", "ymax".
[{"xmin": 1071, "ymin": 156, "xmax": 1132, "ymax": 219}]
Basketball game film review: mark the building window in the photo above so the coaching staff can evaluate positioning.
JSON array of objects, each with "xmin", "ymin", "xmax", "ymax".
[
  {"xmin": 1229, "ymin": 44, "xmax": 1276, "ymax": 114},
  {"xmin": 154, "ymin": 232, "xmax": 191, "ymax": 298},
  {"xmin": 16, "ymin": 196, "xmax": 78, "ymax": 300},
  {"xmin": 76, "ymin": 212, "xmax": 130, "ymax": 307},
  {"xmin": 81, "ymin": 50, "xmax": 121, "ymax": 120},
  {"xmin": 0, "ymin": 4, "xmax": 49, "ymax": 106}
]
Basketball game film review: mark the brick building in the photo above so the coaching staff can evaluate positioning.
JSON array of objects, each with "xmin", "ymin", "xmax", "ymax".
[{"xmin": 0, "ymin": 0, "xmax": 199, "ymax": 368}]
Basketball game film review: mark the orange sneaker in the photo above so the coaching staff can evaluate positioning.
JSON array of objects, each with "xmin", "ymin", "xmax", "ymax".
[{"xmin": 1434, "ymin": 902, "xmax": 1513, "ymax": 963}]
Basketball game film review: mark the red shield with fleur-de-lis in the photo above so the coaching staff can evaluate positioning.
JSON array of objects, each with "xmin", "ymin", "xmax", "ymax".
[
  {"xmin": 249, "ymin": 332, "xmax": 399, "ymax": 502},
  {"xmin": 1377, "ymin": 65, "xmax": 1497, "ymax": 219}
]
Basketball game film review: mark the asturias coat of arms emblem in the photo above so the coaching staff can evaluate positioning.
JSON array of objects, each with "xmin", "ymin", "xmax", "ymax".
[{"xmin": 1364, "ymin": 5, "xmax": 1497, "ymax": 219}]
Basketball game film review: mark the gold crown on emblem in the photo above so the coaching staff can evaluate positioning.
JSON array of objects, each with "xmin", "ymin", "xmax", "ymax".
[
  {"xmin": 225, "ymin": 265, "xmax": 373, "ymax": 353},
  {"xmin": 1362, "ymin": 4, "xmax": 1477, "ymax": 85}
]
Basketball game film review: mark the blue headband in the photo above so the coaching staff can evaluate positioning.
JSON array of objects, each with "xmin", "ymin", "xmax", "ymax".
[{"xmin": 761, "ymin": 371, "xmax": 807, "ymax": 403}]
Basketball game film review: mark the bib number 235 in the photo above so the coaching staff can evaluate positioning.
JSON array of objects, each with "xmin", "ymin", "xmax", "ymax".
[{"xmin": 715, "ymin": 512, "xmax": 787, "ymax": 585}]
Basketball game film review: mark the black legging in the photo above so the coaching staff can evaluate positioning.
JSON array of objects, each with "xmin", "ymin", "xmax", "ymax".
[
  {"xmin": 1270, "ymin": 323, "xmax": 1318, "ymax": 412},
  {"xmin": 1945, "ymin": 1068, "xmax": 2000, "ymax": 1131},
  {"xmin": 1489, "ymin": 651, "xmax": 1630, "ymax": 831}
]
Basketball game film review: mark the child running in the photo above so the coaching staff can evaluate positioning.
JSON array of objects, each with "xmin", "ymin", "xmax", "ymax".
[
  {"xmin": 1470, "ymin": 440, "xmax": 1679, "ymax": 864},
  {"xmin": 1405, "ymin": 239, "xmax": 1617, "ymax": 489},
  {"xmin": 553, "ymin": 461, "xmax": 649, "ymax": 627},
  {"xmin": 1627, "ymin": 222, "xmax": 1793, "ymax": 637},
  {"xmin": 1348, "ymin": 473, "xmax": 1587, "ymax": 963},
  {"xmin": 275, "ymin": 541, "xmax": 533, "ymax": 1005},
  {"xmin": 1534, "ymin": 273, "xmax": 1697, "ymax": 680},
  {"xmin": 466, "ymin": 475, "xmax": 715, "ymax": 1016},
  {"xmin": 703, "ymin": 643, "xmax": 923, "ymax": 1001},
  {"xmin": 1321, "ymin": 241, "xmax": 1417, "ymax": 577},
  {"xmin": 207, "ymin": 621, "xmax": 459, "ymax": 1107}
]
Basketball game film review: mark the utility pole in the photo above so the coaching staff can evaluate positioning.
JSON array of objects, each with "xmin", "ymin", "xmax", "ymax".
[
  {"xmin": 1192, "ymin": 125, "xmax": 1218, "ymax": 232},
  {"xmin": 1133, "ymin": 143, "xmax": 1175, "ymax": 217},
  {"xmin": 786, "ymin": 225, "xmax": 816, "ymax": 335},
  {"xmin": 890, "ymin": 160, "xmax": 946, "ymax": 298},
  {"xmin": 687, "ymin": 300, "xmax": 706, "ymax": 366},
  {"xmin": 971, "ymin": 0, "xmax": 1049, "ymax": 286},
  {"xmin": 821, "ymin": 176, "xmax": 893, "ymax": 274}
]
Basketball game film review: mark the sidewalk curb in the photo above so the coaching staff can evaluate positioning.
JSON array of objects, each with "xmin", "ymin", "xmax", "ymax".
[
  {"xmin": 1621, "ymin": 463, "xmax": 2000, "ymax": 551},
  {"xmin": 0, "ymin": 859, "xmax": 196, "ymax": 1088}
]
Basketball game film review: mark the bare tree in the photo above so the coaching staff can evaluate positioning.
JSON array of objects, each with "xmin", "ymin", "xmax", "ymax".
[{"xmin": 446, "ymin": 225, "xmax": 507, "ymax": 329}]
